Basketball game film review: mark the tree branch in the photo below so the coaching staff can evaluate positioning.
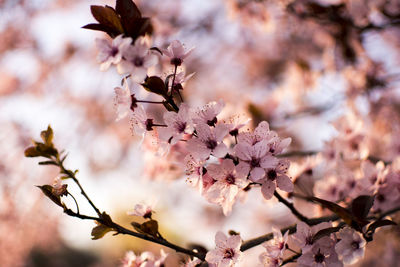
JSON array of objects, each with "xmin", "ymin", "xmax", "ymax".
[{"xmin": 274, "ymin": 191, "xmax": 310, "ymax": 224}]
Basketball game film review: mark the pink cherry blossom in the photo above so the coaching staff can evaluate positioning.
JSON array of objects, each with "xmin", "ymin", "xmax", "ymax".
[
  {"xmin": 260, "ymin": 159, "xmax": 293, "ymax": 200},
  {"xmin": 95, "ymin": 34, "xmax": 132, "ymax": 71},
  {"xmin": 171, "ymin": 71, "xmax": 195, "ymax": 91},
  {"xmin": 205, "ymin": 159, "xmax": 249, "ymax": 215},
  {"xmin": 164, "ymin": 40, "xmax": 194, "ymax": 66},
  {"xmin": 297, "ymin": 237, "xmax": 343, "ymax": 267},
  {"xmin": 118, "ymin": 37, "xmax": 158, "ymax": 82},
  {"xmin": 259, "ymin": 253, "xmax": 281, "ymax": 267},
  {"xmin": 114, "ymin": 80, "xmax": 138, "ymax": 121},
  {"xmin": 121, "ymin": 250, "xmax": 157, "ymax": 267},
  {"xmin": 234, "ymin": 139, "xmax": 278, "ymax": 182},
  {"xmin": 237, "ymin": 121, "xmax": 277, "ymax": 146},
  {"xmin": 192, "ymin": 100, "xmax": 225, "ymax": 126},
  {"xmin": 158, "ymin": 103, "xmax": 193, "ymax": 145},
  {"xmin": 129, "ymin": 104, "xmax": 153, "ymax": 137},
  {"xmin": 127, "ymin": 202, "xmax": 156, "ymax": 219},
  {"xmin": 262, "ymin": 229, "xmax": 288, "ymax": 258},
  {"xmin": 185, "ymin": 154, "xmax": 205, "ymax": 191},
  {"xmin": 187, "ymin": 123, "xmax": 230, "ymax": 160},
  {"xmin": 205, "ymin": 231, "xmax": 242, "ymax": 267},
  {"xmin": 293, "ymin": 221, "xmax": 332, "ymax": 253},
  {"xmin": 335, "ymin": 227, "xmax": 366, "ymax": 265},
  {"xmin": 223, "ymin": 114, "xmax": 251, "ymax": 137}
]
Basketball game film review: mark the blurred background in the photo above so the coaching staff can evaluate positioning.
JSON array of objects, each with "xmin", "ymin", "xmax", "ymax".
[{"xmin": 1, "ymin": 0, "xmax": 400, "ymax": 266}]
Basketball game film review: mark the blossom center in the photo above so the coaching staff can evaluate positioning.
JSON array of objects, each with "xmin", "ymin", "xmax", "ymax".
[
  {"xmin": 205, "ymin": 138, "xmax": 217, "ymax": 150},
  {"xmin": 175, "ymin": 121, "xmax": 187, "ymax": 133},
  {"xmin": 314, "ymin": 250, "xmax": 325, "ymax": 263},
  {"xmin": 171, "ymin": 57, "xmax": 182, "ymax": 66},
  {"xmin": 267, "ymin": 170, "xmax": 277, "ymax": 180},
  {"xmin": 110, "ymin": 46, "xmax": 119, "ymax": 57},
  {"xmin": 250, "ymin": 157, "xmax": 260, "ymax": 168},
  {"xmin": 223, "ymin": 248, "xmax": 235, "ymax": 259},
  {"xmin": 134, "ymin": 56, "xmax": 144, "ymax": 67},
  {"xmin": 207, "ymin": 117, "xmax": 217, "ymax": 126},
  {"xmin": 351, "ymin": 241, "xmax": 360, "ymax": 250},
  {"xmin": 225, "ymin": 173, "xmax": 236, "ymax": 184}
]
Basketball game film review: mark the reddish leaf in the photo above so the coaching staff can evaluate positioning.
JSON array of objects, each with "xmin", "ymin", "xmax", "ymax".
[
  {"xmin": 116, "ymin": 0, "xmax": 141, "ymax": 21},
  {"xmin": 351, "ymin": 195, "xmax": 374, "ymax": 220},
  {"xmin": 36, "ymin": 185, "xmax": 63, "ymax": 207},
  {"xmin": 90, "ymin": 5, "xmax": 124, "ymax": 35},
  {"xmin": 142, "ymin": 76, "xmax": 168, "ymax": 97}
]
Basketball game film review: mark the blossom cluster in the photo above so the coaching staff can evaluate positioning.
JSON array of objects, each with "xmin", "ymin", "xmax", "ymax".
[
  {"xmin": 259, "ymin": 223, "xmax": 367, "ymax": 267},
  {"xmin": 82, "ymin": 1, "xmax": 400, "ymax": 266}
]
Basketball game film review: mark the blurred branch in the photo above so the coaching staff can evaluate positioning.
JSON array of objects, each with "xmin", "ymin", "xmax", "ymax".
[{"xmin": 240, "ymin": 214, "xmax": 339, "ymax": 251}]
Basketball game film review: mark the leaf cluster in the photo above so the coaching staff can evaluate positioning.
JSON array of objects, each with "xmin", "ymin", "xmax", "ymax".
[{"xmin": 82, "ymin": 0, "xmax": 153, "ymax": 41}]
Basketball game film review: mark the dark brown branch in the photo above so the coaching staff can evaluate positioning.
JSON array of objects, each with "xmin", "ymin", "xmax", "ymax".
[
  {"xmin": 240, "ymin": 214, "xmax": 339, "ymax": 252},
  {"xmin": 274, "ymin": 191, "xmax": 310, "ymax": 224},
  {"xmin": 56, "ymin": 157, "xmax": 102, "ymax": 216},
  {"xmin": 63, "ymin": 208, "xmax": 206, "ymax": 260}
]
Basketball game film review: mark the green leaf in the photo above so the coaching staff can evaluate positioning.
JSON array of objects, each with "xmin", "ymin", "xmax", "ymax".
[
  {"xmin": 351, "ymin": 195, "xmax": 374, "ymax": 220},
  {"xmin": 142, "ymin": 76, "xmax": 168, "ymax": 97},
  {"xmin": 91, "ymin": 223, "xmax": 112, "ymax": 240},
  {"xmin": 90, "ymin": 5, "xmax": 124, "ymax": 35}
]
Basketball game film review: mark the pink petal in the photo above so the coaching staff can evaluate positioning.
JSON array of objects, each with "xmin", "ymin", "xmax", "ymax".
[
  {"xmin": 250, "ymin": 167, "xmax": 265, "ymax": 182},
  {"xmin": 276, "ymin": 174, "xmax": 293, "ymax": 192},
  {"xmin": 260, "ymin": 155, "xmax": 279, "ymax": 169},
  {"xmin": 234, "ymin": 143, "xmax": 252, "ymax": 161},
  {"xmin": 261, "ymin": 179, "xmax": 276, "ymax": 199},
  {"xmin": 212, "ymin": 143, "xmax": 228, "ymax": 158}
]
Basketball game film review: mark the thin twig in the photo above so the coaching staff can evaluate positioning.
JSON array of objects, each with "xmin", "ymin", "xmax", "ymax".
[
  {"xmin": 274, "ymin": 191, "xmax": 310, "ymax": 224},
  {"xmin": 63, "ymin": 208, "xmax": 206, "ymax": 260}
]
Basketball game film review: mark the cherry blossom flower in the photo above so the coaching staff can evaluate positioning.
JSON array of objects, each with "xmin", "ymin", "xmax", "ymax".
[
  {"xmin": 164, "ymin": 40, "xmax": 194, "ymax": 66},
  {"xmin": 52, "ymin": 177, "xmax": 68, "ymax": 197},
  {"xmin": 223, "ymin": 114, "xmax": 251, "ymax": 137},
  {"xmin": 260, "ymin": 159, "xmax": 293, "ymax": 200},
  {"xmin": 234, "ymin": 139, "xmax": 278, "ymax": 182},
  {"xmin": 205, "ymin": 159, "xmax": 249, "ymax": 215},
  {"xmin": 259, "ymin": 253, "xmax": 281, "ymax": 267},
  {"xmin": 118, "ymin": 37, "xmax": 158, "ymax": 82},
  {"xmin": 130, "ymin": 104, "xmax": 153, "ymax": 137},
  {"xmin": 95, "ymin": 34, "xmax": 132, "ymax": 71},
  {"xmin": 171, "ymin": 71, "xmax": 195, "ymax": 91},
  {"xmin": 121, "ymin": 250, "xmax": 157, "ymax": 267},
  {"xmin": 237, "ymin": 121, "xmax": 277, "ymax": 146},
  {"xmin": 193, "ymin": 100, "xmax": 225, "ymax": 126},
  {"xmin": 262, "ymin": 229, "xmax": 288, "ymax": 257},
  {"xmin": 127, "ymin": 201, "xmax": 156, "ymax": 219},
  {"xmin": 205, "ymin": 231, "xmax": 243, "ymax": 267},
  {"xmin": 297, "ymin": 237, "xmax": 343, "ymax": 267},
  {"xmin": 183, "ymin": 258, "xmax": 202, "ymax": 267},
  {"xmin": 335, "ymin": 227, "xmax": 366, "ymax": 265},
  {"xmin": 187, "ymin": 123, "xmax": 230, "ymax": 160},
  {"xmin": 158, "ymin": 104, "xmax": 193, "ymax": 145},
  {"xmin": 114, "ymin": 79, "xmax": 139, "ymax": 121},
  {"xmin": 185, "ymin": 154, "xmax": 206, "ymax": 191},
  {"xmin": 293, "ymin": 221, "xmax": 332, "ymax": 253}
]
